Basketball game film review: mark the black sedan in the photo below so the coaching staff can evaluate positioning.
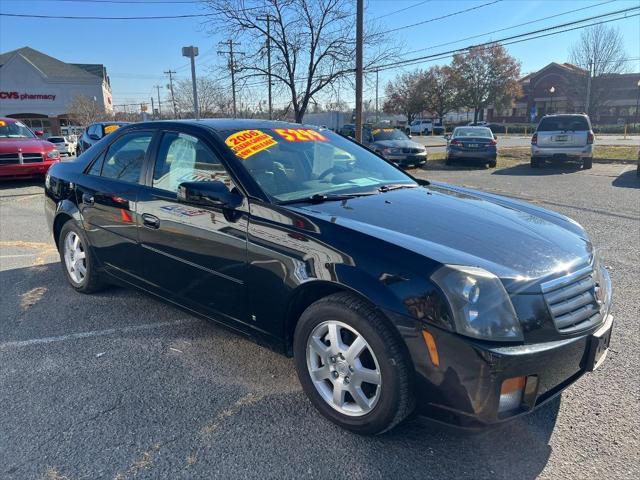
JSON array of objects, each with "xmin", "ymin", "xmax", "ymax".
[
  {"xmin": 76, "ymin": 121, "xmax": 130, "ymax": 155},
  {"xmin": 45, "ymin": 119, "xmax": 613, "ymax": 434},
  {"xmin": 446, "ymin": 126, "xmax": 498, "ymax": 167}
]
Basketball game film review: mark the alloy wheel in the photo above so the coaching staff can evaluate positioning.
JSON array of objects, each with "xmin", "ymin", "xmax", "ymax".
[
  {"xmin": 306, "ymin": 320, "xmax": 382, "ymax": 416},
  {"xmin": 63, "ymin": 231, "xmax": 87, "ymax": 284}
]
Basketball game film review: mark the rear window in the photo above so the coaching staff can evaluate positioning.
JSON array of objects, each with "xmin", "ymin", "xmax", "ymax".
[
  {"xmin": 453, "ymin": 127, "xmax": 493, "ymax": 138},
  {"xmin": 537, "ymin": 116, "xmax": 590, "ymax": 132}
]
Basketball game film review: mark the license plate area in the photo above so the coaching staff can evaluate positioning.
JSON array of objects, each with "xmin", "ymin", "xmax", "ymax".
[
  {"xmin": 586, "ymin": 316, "xmax": 613, "ymax": 371},
  {"xmin": 554, "ymin": 134, "xmax": 569, "ymax": 142}
]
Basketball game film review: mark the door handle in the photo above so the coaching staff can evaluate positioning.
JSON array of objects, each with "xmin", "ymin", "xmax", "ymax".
[
  {"xmin": 82, "ymin": 193, "xmax": 94, "ymax": 205},
  {"xmin": 142, "ymin": 213, "xmax": 160, "ymax": 229}
]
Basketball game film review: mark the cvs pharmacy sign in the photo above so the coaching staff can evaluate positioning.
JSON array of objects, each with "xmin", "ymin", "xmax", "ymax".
[{"xmin": 0, "ymin": 91, "xmax": 56, "ymax": 101}]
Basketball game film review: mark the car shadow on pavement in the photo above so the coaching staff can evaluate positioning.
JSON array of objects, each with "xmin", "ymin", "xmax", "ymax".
[
  {"xmin": 0, "ymin": 178, "xmax": 44, "ymax": 192},
  {"xmin": 611, "ymin": 168, "xmax": 640, "ymax": 189},
  {"xmin": 493, "ymin": 163, "xmax": 584, "ymax": 177},
  {"xmin": 1, "ymin": 262, "xmax": 559, "ymax": 480}
]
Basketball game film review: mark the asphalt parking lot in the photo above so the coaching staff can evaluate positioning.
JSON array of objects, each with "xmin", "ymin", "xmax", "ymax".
[{"xmin": 1, "ymin": 161, "xmax": 639, "ymax": 479}]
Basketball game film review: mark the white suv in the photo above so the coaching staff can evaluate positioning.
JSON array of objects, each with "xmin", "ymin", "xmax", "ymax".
[
  {"xmin": 405, "ymin": 119, "xmax": 433, "ymax": 136},
  {"xmin": 531, "ymin": 114, "xmax": 594, "ymax": 169}
]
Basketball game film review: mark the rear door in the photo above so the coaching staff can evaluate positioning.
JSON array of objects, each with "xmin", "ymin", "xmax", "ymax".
[
  {"xmin": 78, "ymin": 129, "xmax": 156, "ymax": 281},
  {"xmin": 136, "ymin": 128, "xmax": 250, "ymax": 323}
]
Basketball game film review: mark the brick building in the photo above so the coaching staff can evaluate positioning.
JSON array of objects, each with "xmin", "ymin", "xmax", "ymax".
[{"xmin": 487, "ymin": 62, "xmax": 640, "ymax": 124}]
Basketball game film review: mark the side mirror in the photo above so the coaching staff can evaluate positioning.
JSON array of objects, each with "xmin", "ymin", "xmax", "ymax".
[
  {"xmin": 177, "ymin": 181, "xmax": 242, "ymax": 209},
  {"xmin": 34, "ymin": 130, "xmax": 44, "ymax": 137}
]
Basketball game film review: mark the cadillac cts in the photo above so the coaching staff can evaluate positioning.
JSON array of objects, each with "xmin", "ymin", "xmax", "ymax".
[{"xmin": 44, "ymin": 120, "xmax": 613, "ymax": 434}]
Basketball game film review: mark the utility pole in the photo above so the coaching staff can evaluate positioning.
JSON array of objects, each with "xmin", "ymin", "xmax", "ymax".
[
  {"xmin": 257, "ymin": 15, "xmax": 273, "ymax": 120},
  {"xmin": 375, "ymin": 69, "xmax": 379, "ymax": 124},
  {"xmin": 585, "ymin": 58, "xmax": 593, "ymax": 116},
  {"xmin": 164, "ymin": 69, "xmax": 178, "ymax": 119},
  {"xmin": 218, "ymin": 40, "xmax": 243, "ymax": 118},
  {"xmin": 182, "ymin": 46, "xmax": 199, "ymax": 119},
  {"xmin": 154, "ymin": 85, "xmax": 163, "ymax": 118},
  {"xmin": 150, "ymin": 96, "xmax": 155, "ymax": 119},
  {"xmin": 355, "ymin": 0, "xmax": 364, "ymax": 142}
]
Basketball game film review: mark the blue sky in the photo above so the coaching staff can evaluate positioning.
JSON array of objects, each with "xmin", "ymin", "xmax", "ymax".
[{"xmin": 1, "ymin": 0, "xmax": 639, "ymax": 111}]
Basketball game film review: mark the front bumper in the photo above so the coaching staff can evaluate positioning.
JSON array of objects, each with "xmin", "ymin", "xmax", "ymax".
[
  {"xmin": 388, "ymin": 309, "xmax": 613, "ymax": 428},
  {"xmin": 447, "ymin": 148, "xmax": 496, "ymax": 160},
  {"xmin": 0, "ymin": 159, "xmax": 60, "ymax": 179},
  {"xmin": 531, "ymin": 145, "xmax": 593, "ymax": 159},
  {"xmin": 385, "ymin": 153, "xmax": 427, "ymax": 166}
]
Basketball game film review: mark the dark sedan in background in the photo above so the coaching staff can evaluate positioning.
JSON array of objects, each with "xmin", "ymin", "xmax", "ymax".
[
  {"xmin": 446, "ymin": 126, "xmax": 498, "ymax": 167},
  {"xmin": 76, "ymin": 121, "xmax": 130, "ymax": 155},
  {"xmin": 45, "ymin": 119, "xmax": 613, "ymax": 434},
  {"xmin": 366, "ymin": 128, "xmax": 427, "ymax": 168}
]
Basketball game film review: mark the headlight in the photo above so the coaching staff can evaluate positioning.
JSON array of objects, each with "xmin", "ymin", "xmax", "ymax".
[
  {"xmin": 382, "ymin": 147, "xmax": 403, "ymax": 156},
  {"xmin": 431, "ymin": 265, "xmax": 523, "ymax": 342},
  {"xmin": 593, "ymin": 253, "xmax": 612, "ymax": 315},
  {"xmin": 47, "ymin": 150, "xmax": 60, "ymax": 159}
]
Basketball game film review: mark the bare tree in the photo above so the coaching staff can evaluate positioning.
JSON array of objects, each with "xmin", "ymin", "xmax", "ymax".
[
  {"xmin": 423, "ymin": 65, "xmax": 459, "ymax": 124},
  {"xmin": 174, "ymin": 77, "xmax": 233, "ymax": 117},
  {"xmin": 203, "ymin": 0, "xmax": 396, "ymax": 122},
  {"xmin": 569, "ymin": 24, "xmax": 628, "ymax": 117},
  {"xmin": 67, "ymin": 95, "xmax": 108, "ymax": 127},
  {"xmin": 382, "ymin": 69, "xmax": 428, "ymax": 125},
  {"xmin": 450, "ymin": 44, "xmax": 521, "ymax": 122}
]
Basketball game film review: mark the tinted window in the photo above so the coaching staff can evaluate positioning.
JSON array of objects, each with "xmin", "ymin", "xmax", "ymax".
[
  {"xmin": 101, "ymin": 132, "xmax": 153, "ymax": 183},
  {"xmin": 453, "ymin": 127, "xmax": 493, "ymax": 138},
  {"xmin": 153, "ymin": 132, "xmax": 233, "ymax": 193},
  {"xmin": 537, "ymin": 116, "xmax": 590, "ymax": 132},
  {"xmin": 221, "ymin": 128, "xmax": 415, "ymax": 202}
]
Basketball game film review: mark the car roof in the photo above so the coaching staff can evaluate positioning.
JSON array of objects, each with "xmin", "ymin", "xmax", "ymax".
[
  {"xmin": 123, "ymin": 118, "xmax": 325, "ymax": 131},
  {"xmin": 92, "ymin": 121, "xmax": 132, "ymax": 126}
]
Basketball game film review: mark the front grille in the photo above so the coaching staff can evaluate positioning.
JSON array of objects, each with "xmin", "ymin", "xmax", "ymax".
[
  {"xmin": 541, "ymin": 265, "xmax": 602, "ymax": 333},
  {"xmin": 0, "ymin": 153, "xmax": 43, "ymax": 165},
  {"xmin": 22, "ymin": 153, "xmax": 43, "ymax": 163}
]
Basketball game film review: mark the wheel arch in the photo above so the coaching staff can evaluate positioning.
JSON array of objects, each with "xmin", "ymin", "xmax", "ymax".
[{"xmin": 52, "ymin": 199, "xmax": 82, "ymax": 247}]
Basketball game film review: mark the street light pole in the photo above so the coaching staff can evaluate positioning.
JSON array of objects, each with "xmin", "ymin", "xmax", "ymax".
[
  {"xmin": 354, "ymin": 0, "xmax": 364, "ymax": 142},
  {"xmin": 635, "ymin": 79, "xmax": 640, "ymax": 125},
  {"xmin": 182, "ymin": 46, "xmax": 199, "ymax": 120}
]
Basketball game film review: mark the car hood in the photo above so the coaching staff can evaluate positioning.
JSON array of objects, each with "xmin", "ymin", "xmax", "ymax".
[
  {"xmin": 0, "ymin": 138, "xmax": 55, "ymax": 154},
  {"xmin": 289, "ymin": 184, "xmax": 592, "ymax": 290},
  {"xmin": 371, "ymin": 140, "xmax": 424, "ymax": 150}
]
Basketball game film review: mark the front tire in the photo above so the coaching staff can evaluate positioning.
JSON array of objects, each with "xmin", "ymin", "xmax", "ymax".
[
  {"xmin": 293, "ymin": 292, "xmax": 415, "ymax": 435},
  {"xmin": 59, "ymin": 221, "xmax": 105, "ymax": 293}
]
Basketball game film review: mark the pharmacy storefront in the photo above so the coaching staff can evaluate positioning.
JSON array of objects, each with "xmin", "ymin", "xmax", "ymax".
[{"xmin": 0, "ymin": 47, "xmax": 112, "ymax": 137}]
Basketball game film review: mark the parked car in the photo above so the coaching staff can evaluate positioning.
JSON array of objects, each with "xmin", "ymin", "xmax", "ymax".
[
  {"xmin": 406, "ymin": 119, "xmax": 434, "ymax": 136},
  {"xmin": 47, "ymin": 136, "xmax": 76, "ymax": 157},
  {"xmin": 531, "ymin": 114, "xmax": 594, "ymax": 169},
  {"xmin": 0, "ymin": 117, "xmax": 60, "ymax": 179},
  {"xmin": 446, "ymin": 126, "xmax": 497, "ymax": 167},
  {"xmin": 338, "ymin": 123, "xmax": 374, "ymax": 138},
  {"xmin": 45, "ymin": 119, "xmax": 613, "ymax": 434},
  {"xmin": 366, "ymin": 128, "xmax": 427, "ymax": 168},
  {"xmin": 77, "ymin": 121, "xmax": 130, "ymax": 155}
]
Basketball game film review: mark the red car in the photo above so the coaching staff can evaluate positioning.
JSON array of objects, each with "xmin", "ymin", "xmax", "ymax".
[{"xmin": 0, "ymin": 117, "xmax": 61, "ymax": 179}]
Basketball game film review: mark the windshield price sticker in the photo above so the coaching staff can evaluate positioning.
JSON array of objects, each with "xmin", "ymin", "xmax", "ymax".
[
  {"xmin": 226, "ymin": 129, "xmax": 278, "ymax": 159},
  {"xmin": 273, "ymin": 128, "xmax": 328, "ymax": 142}
]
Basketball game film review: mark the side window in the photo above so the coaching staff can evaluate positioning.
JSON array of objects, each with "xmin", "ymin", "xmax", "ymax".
[
  {"xmin": 152, "ymin": 132, "xmax": 233, "ymax": 193},
  {"xmin": 101, "ymin": 132, "xmax": 153, "ymax": 183},
  {"xmin": 87, "ymin": 151, "xmax": 105, "ymax": 176}
]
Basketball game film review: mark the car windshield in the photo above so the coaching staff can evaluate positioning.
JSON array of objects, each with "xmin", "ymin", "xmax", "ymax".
[
  {"xmin": 453, "ymin": 127, "xmax": 493, "ymax": 138},
  {"xmin": 371, "ymin": 128, "xmax": 408, "ymax": 141},
  {"xmin": 221, "ymin": 127, "xmax": 416, "ymax": 203},
  {"xmin": 537, "ymin": 116, "xmax": 589, "ymax": 132},
  {"xmin": 0, "ymin": 120, "xmax": 36, "ymax": 139}
]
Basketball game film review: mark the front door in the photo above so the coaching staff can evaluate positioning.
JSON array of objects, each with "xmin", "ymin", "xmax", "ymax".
[
  {"xmin": 137, "ymin": 129, "xmax": 249, "ymax": 323},
  {"xmin": 78, "ymin": 130, "xmax": 155, "ymax": 281}
]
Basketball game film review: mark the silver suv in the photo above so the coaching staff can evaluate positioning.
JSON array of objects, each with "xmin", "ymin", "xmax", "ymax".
[{"xmin": 531, "ymin": 114, "xmax": 594, "ymax": 169}]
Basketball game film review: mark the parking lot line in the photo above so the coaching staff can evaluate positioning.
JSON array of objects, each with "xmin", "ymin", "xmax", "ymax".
[{"xmin": 0, "ymin": 318, "xmax": 199, "ymax": 350}]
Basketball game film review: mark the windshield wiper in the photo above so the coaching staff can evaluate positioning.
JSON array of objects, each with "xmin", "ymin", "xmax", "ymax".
[
  {"xmin": 278, "ymin": 192, "xmax": 375, "ymax": 205},
  {"xmin": 377, "ymin": 183, "xmax": 419, "ymax": 193}
]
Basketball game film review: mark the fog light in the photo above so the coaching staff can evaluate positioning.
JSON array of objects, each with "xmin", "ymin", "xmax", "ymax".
[{"xmin": 499, "ymin": 376, "xmax": 526, "ymax": 413}]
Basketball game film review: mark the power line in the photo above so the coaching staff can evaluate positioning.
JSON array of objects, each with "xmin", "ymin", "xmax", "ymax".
[
  {"xmin": 369, "ymin": 6, "xmax": 640, "ymax": 72},
  {"xmin": 370, "ymin": 0, "xmax": 433, "ymax": 21},
  {"xmin": 0, "ymin": 11, "xmax": 216, "ymax": 19},
  {"xmin": 379, "ymin": 0, "xmax": 504, "ymax": 35}
]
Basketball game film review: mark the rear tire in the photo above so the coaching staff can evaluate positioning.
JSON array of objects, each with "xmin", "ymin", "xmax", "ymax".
[
  {"xmin": 583, "ymin": 157, "xmax": 593, "ymax": 169},
  {"xmin": 488, "ymin": 160, "xmax": 497, "ymax": 168},
  {"xmin": 293, "ymin": 292, "xmax": 415, "ymax": 435},
  {"xmin": 58, "ymin": 221, "xmax": 105, "ymax": 293}
]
